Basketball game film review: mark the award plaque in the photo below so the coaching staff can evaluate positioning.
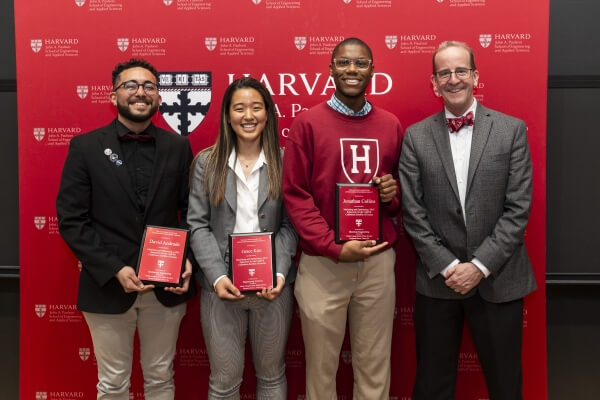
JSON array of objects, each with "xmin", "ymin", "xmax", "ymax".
[
  {"xmin": 229, "ymin": 232, "xmax": 275, "ymax": 292},
  {"xmin": 137, "ymin": 226, "xmax": 189, "ymax": 287},
  {"xmin": 335, "ymin": 183, "xmax": 381, "ymax": 244}
]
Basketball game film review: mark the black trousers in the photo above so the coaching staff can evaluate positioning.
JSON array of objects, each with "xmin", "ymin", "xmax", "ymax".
[{"xmin": 412, "ymin": 292, "xmax": 524, "ymax": 400}]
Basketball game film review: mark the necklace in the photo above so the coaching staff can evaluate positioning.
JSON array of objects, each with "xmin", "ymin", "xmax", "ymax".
[{"xmin": 238, "ymin": 157, "xmax": 258, "ymax": 168}]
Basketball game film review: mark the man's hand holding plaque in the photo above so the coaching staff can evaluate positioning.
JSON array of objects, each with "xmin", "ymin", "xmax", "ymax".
[{"xmin": 137, "ymin": 226, "xmax": 189, "ymax": 287}]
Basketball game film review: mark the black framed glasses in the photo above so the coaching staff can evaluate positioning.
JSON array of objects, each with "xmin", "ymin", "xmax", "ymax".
[
  {"xmin": 332, "ymin": 58, "xmax": 372, "ymax": 70},
  {"xmin": 114, "ymin": 80, "xmax": 159, "ymax": 94},
  {"xmin": 434, "ymin": 68, "xmax": 473, "ymax": 82}
]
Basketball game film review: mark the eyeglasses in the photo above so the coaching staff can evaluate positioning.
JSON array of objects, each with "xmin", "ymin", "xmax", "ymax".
[
  {"xmin": 332, "ymin": 58, "xmax": 372, "ymax": 70},
  {"xmin": 434, "ymin": 68, "xmax": 473, "ymax": 82},
  {"xmin": 114, "ymin": 80, "xmax": 159, "ymax": 94}
]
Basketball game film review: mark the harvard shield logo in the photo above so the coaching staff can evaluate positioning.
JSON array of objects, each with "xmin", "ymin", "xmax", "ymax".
[
  {"xmin": 205, "ymin": 37, "xmax": 217, "ymax": 51},
  {"xmin": 164, "ymin": 0, "xmax": 174, "ymax": 5},
  {"xmin": 74, "ymin": 0, "xmax": 86, "ymax": 6},
  {"xmin": 159, "ymin": 72, "xmax": 212, "ymax": 136},
  {"xmin": 294, "ymin": 36, "xmax": 307, "ymax": 51},
  {"xmin": 340, "ymin": 138, "xmax": 380, "ymax": 183},
  {"xmin": 252, "ymin": 0, "xmax": 262, "ymax": 4},
  {"xmin": 30, "ymin": 39, "xmax": 43, "ymax": 53},
  {"xmin": 117, "ymin": 38, "xmax": 129, "ymax": 52},
  {"xmin": 35, "ymin": 304, "xmax": 47, "ymax": 318},
  {"xmin": 343, "ymin": 0, "xmax": 352, "ymax": 4},
  {"xmin": 77, "ymin": 85, "xmax": 89, "ymax": 99},
  {"xmin": 33, "ymin": 128, "xmax": 45, "ymax": 142},
  {"xmin": 479, "ymin": 34, "xmax": 492, "ymax": 48},
  {"xmin": 385, "ymin": 35, "xmax": 397, "ymax": 50},
  {"xmin": 36, "ymin": 392, "xmax": 48, "ymax": 400},
  {"xmin": 34, "ymin": 216, "xmax": 46, "ymax": 230},
  {"xmin": 79, "ymin": 347, "xmax": 91, "ymax": 361}
]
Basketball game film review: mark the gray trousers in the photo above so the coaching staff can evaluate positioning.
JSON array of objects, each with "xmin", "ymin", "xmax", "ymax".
[{"xmin": 200, "ymin": 285, "xmax": 293, "ymax": 400}]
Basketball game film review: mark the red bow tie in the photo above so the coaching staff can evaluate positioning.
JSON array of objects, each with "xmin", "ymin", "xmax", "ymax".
[
  {"xmin": 447, "ymin": 111, "xmax": 474, "ymax": 133},
  {"xmin": 119, "ymin": 132, "xmax": 153, "ymax": 142}
]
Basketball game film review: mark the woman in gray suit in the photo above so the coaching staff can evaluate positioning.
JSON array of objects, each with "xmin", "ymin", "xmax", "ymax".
[{"xmin": 188, "ymin": 77, "xmax": 298, "ymax": 399}]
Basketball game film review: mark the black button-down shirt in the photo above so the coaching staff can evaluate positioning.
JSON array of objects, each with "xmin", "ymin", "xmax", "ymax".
[{"xmin": 116, "ymin": 121, "xmax": 156, "ymax": 211}]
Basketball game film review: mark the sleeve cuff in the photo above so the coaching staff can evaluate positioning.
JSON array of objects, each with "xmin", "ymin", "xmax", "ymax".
[
  {"xmin": 213, "ymin": 274, "xmax": 227, "ymax": 290},
  {"xmin": 276, "ymin": 273, "xmax": 285, "ymax": 283},
  {"xmin": 471, "ymin": 258, "xmax": 491, "ymax": 278}
]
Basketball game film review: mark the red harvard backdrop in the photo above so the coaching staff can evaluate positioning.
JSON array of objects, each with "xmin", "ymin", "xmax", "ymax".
[{"xmin": 16, "ymin": 0, "xmax": 548, "ymax": 399}]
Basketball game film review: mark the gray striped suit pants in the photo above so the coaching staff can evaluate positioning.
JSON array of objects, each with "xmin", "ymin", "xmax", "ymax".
[{"xmin": 200, "ymin": 285, "xmax": 293, "ymax": 399}]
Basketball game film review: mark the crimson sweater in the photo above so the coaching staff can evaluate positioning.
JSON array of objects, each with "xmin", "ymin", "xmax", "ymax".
[{"xmin": 282, "ymin": 102, "xmax": 403, "ymax": 260}]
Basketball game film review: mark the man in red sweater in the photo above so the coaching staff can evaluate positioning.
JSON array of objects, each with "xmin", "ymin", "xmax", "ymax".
[{"xmin": 282, "ymin": 38, "xmax": 403, "ymax": 399}]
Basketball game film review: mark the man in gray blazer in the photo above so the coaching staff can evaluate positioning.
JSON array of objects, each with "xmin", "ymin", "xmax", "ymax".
[{"xmin": 399, "ymin": 41, "xmax": 537, "ymax": 400}]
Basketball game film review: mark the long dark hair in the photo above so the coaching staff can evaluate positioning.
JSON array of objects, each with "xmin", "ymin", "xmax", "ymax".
[{"xmin": 198, "ymin": 77, "xmax": 282, "ymax": 205}]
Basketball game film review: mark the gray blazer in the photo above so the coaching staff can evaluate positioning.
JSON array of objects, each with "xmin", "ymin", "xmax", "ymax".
[
  {"xmin": 188, "ymin": 152, "xmax": 298, "ymax": 290},
  {"xmin": 399, "ymin": 104, "xmax": 537, "ymax": 303}
]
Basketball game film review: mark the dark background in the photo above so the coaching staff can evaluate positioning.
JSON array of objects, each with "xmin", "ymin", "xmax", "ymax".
[{"xmin": 2, "ymin": 1, "xmax": 599, "ymax": 398}]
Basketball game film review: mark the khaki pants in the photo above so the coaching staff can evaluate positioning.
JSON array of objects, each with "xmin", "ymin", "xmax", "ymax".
[
  {"xmin": 83, "ymin": 291, "xmax": 186, "ymax": 400},
  {"xmin": 295, "ymin": 249, "xmax": 396, "ymax": 400}
]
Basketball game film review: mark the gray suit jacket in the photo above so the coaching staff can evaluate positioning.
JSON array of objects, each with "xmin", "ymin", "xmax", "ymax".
[
  {"xmin": 399, "ymin": 104, "xmax": 537, "ymax": 303},
  {"xmin": 188, "ymin": 152, "xmax": 298, "ymax": 290}
]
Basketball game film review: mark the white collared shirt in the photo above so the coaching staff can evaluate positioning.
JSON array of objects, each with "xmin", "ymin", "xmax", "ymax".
[
  {"xmin": 228, "ymin": 149, "xmax": 265, "ymax": 234},
  {"xmin": 446, "ymin": 100, "xmax": 478, "ymax": 223},
  {"xmin": 441, "ymin": 99, "xmax": 490, "ymax": 279}
]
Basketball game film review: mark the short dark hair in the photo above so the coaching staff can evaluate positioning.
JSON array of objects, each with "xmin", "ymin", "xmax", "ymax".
[
  {"xmin": 111, "ymin": 58, "xmax": 159, "ymax": 87},
  {"xmin": 432, "ymin": 41, "xmax": 476, "ymax": 74},
  {"xmin": 331, "ymin": 37, "xmax": 373, "ymax": 63}
]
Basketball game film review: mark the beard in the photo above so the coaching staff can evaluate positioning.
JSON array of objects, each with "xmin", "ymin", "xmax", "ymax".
[{"xmin": 116, "ymin": 96, "xmax": 159, "ymax": 123}]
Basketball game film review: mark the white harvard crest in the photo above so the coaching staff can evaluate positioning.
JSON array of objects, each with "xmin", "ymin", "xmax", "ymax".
[
  {"xmin": 35, "ymin": 304, "xmax": 47, "ymax": 318},
  {"xmin": 343, "ymin": 0, "xmax": 352, "ymax": 3},
  {"xmin": 164, "ymin": 0, "xmax": 174, "ymax": 5},
  {"xmin": 355, "ymin": 218, "xmax": 363, "ymax": 227},
  {"xmin": 77, "ymin": 85, "xmax": 89, "ymax": 99},
  {"xmin": 30, "ymin": 39, "xmax": 43, "ymax": 53},
  {"xmin": 385, "ymin": 35, "xmax": 397, "ymax": 50},
  {"xmin": 36, "ymin": 392, "xmax": 48, "ymax": 400},
  {"xmin": 479, "ymin": 34, "xmax": 492, "ymax": 48},
  {"xmin": 249, "ymin": 268, "xmax": 256, "ymax": 277},
  {"xmin": 117, "ymin": 38, "xmax": 129, "ymax": 52},
  {"xmin": 252, "ymin": 0, "xmax": 262, "ymax": 4},
  {"xmin": 340, "ymin": 138, "xmax": 380, "ymax": 183},
  {"xmin": 205, "ymin": 37, "xmax": 217, "ymax": 51},
  {"xmin": 159, "ymin": 72, "xmax": 212, "ymax": 136},
  {"xmin": 294, "ymin": 36, "xmax": 307, "ymax": 51},
  {"xmin": 74, "ymin": 0, "xmax": 86, "ymax": 6},
  {"xmin": 34, "ymin": 216, "xmax": 46, "ymax": 230},
  {"xmin": 33, "ymin": 128, "xmax": 45, "ymax": 142},
  {"xmin": 79, "ymin": 347, "xmax": 91, "ymax": 361},
  {"xmin": 157, "ymin": 260, "xmax": 165, "ymax": 268}
]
